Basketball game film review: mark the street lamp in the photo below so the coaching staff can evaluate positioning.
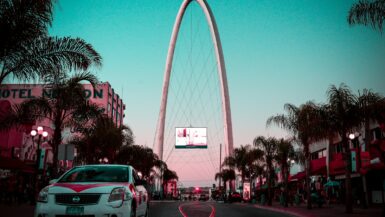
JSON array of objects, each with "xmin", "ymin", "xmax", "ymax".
[
  {"xmin": 31, "ymin": 126, "xmax": 48, "ymax": 172},
  {"xmin": 348, "ymin": 131, "xmax": 368, "ymax": 208},
  {"xmin": 348, "ymin": 133, "xmax": 355, "ymax": 140}
]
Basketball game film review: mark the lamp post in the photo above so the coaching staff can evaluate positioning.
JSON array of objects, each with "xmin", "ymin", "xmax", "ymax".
[
  {"xmin": 30, "ymin": 126, "xmax": 48, "ymax": 173},
  {"xmin": 348, "ymin": 132, "xmax": 368, "ymax": 208},
  {"xmin": 160, "ymin": 163, "xmax": 165, "ymax": 200}
]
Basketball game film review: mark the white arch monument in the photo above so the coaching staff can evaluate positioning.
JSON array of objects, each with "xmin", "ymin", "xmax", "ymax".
[{"xmin": 154, "ymin": 0, "xmax": 234, "ymax": 160}]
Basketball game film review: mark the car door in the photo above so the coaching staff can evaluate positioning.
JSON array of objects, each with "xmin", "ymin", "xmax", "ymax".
[{"xmin": 132, "ymin": 170, "xmax": 146, "ymax": 216}]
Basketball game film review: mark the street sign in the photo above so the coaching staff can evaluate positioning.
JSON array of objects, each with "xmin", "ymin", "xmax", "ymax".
[{"xmin": 58, "ymin": 144, "xmax": 75, "ymax": 160}]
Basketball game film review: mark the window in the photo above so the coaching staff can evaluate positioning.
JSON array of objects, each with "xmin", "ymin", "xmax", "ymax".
[
  {"xmin": 371, "ymin": 127, "xmax": 383, "ymax": 140},
  {"xmin": 322, "ymin": 149, "xmax": 327, "ymax": 158},
  {"xmin": 311, "ymin": 152, "xmax": 318, "ymax": 160},
  {"xmin": 59, "ymin": 166, "xmax": 128, "ymax": 183},
  {"xmin": 312, "ymin": 149, "xmax": 327, "ymax": 160},
  {"xmin": 334, "ymin": 143, "xmax": 343, "ymax": 153}
]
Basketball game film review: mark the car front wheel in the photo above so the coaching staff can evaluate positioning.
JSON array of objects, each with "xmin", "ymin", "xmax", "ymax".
[{"xmin": 130, "ymin": 202, "xmax": 136, "ymax": 217}]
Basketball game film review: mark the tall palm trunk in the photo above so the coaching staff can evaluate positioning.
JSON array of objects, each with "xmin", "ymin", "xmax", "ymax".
[
  {"xmin": 304, "ymin": 143, "xmax": 312, "ymax": 209},
  {"xmin": 342, "ymin": 135, "xmax": 353, "ymax": 213},
  {"xmin": 51, "ymin": 113, "xmax": 63, "ymax": 178},
  {"xmin": 361, "ymin": 119, "xmax": 371, "ymax": 208},
  {"xmin": 282, "ymin": 162, "xmax": 288, "ymax": 207},
  {"xmin": 267, "ymin": 164, "xmax": 273, "ymax": 206}
]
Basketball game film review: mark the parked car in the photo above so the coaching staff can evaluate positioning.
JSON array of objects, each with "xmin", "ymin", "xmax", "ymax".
[
  {"xmin": 228, "ymin": 192, "xmax": 242, "ymax": 203},
  {"xmin": 198, "ymin": 194, "xmax": 209, "ymax": 201},
  {"xmin": 35, "ymin": 164, "xmax": 149, "ymax": 217}
]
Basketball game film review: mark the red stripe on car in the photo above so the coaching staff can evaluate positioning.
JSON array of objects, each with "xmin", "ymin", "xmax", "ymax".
[{"xmin": 52, "ymin": 183, "xmax": 130, "ymax": 193}]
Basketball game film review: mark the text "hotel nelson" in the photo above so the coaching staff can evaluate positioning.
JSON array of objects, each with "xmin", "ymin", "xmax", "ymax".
[{"xmin": 0, "ymin": 88, "xmax": 104, "ymax": 99}]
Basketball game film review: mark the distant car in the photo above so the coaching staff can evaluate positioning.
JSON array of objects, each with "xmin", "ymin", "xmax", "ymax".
[
  {"xmin": 228, "ymin": 192, "xmax": 242, "ymax": 203},
  {"xmin": 198, "ymin": 194, "xmax": 208, "ymax": 201},
  {"xmin": 34, "ymin": 164, "xmax": 149, "ymax": 217}
]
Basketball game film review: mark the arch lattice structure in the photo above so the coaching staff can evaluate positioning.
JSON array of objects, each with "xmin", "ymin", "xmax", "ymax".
[{"xmin": 154, "ymin": 0, "xmax": 234, "ymax": 164}]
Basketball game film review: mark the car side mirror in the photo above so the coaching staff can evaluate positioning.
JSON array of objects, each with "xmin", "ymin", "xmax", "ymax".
[{"xmin": 49, "ymin": 179, "xmax": 58, "ymax": 184}]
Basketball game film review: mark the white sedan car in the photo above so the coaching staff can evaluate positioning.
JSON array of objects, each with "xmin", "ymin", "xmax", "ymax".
[{"xmin": 35, "ymin": 164, "xmax": 149, "ymax": 217}]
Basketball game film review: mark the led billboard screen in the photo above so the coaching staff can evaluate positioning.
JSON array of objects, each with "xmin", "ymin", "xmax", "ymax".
[{"xmin": 175, "ymin": 127, "xmax": 207, "ymax": 148}]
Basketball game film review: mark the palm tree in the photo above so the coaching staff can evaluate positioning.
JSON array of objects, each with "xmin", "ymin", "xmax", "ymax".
[
  {"xmin": 215, "ymin": 168, "xmax": 236, "ymax": 192},
  {"xmin": 358, "ymin": 89, "xmax": 385, "ymax": 149},
  {"xmin": 72, "ymin": 116, "xmax": 131, "ymax": 164},
  {"xmin": 163, "ymin": 168, "xmax": 178, "ymax": 183},
  {"xmin": 275, "ymin": 138, "xmax": 295, "ymax": 207},
  {"xmin": 1, "ymin": 0, "xmax": 53, "ymax": 58},
  {"xmin": 356, "ymin": 89, "xmax": 385, "ymax": 207},
  {"xmin": 253, "ymin": 136, "xmax": 279, "ymax": 206},
  {"xmin": 116, "ymin": 144, "xmax": 164, "ymax": 181},
  {"xmin": 2, "ymin": 71, "xmax": 102, "ymax": 177},
  {"xmin": 348, "ymin": 0, "xmax": 385, "ymax": 32},
  {"xmin": 323, "ymin": 83, "xmax": 361, "ymax": 213},
  {"xmin": 223, "ymin": 145, "xmax": 263, "ymax": 183},
  {"xmin": 267, "ymin": 102, "xmax": 324, "ymax": 209},
  {"xmin": 0, "ymin": 0, "xmax": 102, "ymax": 84}
]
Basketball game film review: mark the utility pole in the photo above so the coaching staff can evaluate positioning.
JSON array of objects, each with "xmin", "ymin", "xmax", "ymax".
[{"xmin": 219, "ymin": 143, "xmax": 222, "ymax": 189}]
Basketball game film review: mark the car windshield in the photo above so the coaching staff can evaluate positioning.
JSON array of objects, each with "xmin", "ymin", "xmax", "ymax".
[{"xmin": 59, "ymin": 166, "xmax": 128, "ymax": 183}]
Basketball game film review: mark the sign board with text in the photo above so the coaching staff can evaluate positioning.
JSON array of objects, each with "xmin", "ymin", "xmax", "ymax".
[{"xmin": 175, "ymin": 127, "xmax": 207, "ymax": 149}]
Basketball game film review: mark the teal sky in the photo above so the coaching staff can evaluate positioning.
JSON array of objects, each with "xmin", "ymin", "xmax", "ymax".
[{"xmin": 50, "ymin": 0, "xmax": 385, "ymax": 185}]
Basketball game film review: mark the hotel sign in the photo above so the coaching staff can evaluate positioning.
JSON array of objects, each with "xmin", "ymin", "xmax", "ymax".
[{"xmin": 0, "ymin": 88, "xmax": 104, "ymax": 99}]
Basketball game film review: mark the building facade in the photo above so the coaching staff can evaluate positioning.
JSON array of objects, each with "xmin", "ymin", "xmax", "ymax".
[
  {"xmin": 290, "ymin": 123, "xmax": 385, "ymax": 205},
  {"xmin": 0, "ymin": 82, "xmax": 125, "ymax": 171}
]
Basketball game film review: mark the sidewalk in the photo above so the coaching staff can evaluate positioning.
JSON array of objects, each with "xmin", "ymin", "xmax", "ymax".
[
  {"xmin": 253, "ymin": 202, "xmax": 383, "ymax": 217},
  {"xmin": 0, "ymin": 203, "xmax": 35, "ymax": 217}
]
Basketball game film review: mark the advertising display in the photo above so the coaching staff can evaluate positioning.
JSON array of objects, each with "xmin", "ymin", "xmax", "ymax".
[
  {"xmin": 243, "ymin": 182, "xmax": 250, "ymax": 201},
  {"xmin": 175, "ymin": 127, "xmax": 207, "ymax": 148}
]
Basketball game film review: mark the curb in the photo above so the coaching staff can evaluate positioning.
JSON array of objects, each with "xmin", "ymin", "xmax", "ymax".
[
  {"xmin": 150, "ymin": 200, "xmax": 177, "ymax": 203},
  {"xmin": 253, "ymin": 204, "xmax": 316, "ymax": 217}
]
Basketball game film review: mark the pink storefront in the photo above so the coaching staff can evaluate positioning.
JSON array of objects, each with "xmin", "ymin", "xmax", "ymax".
[{"xmin": 0, "ymin": 82, "xmax": 125, "ymax": 171}]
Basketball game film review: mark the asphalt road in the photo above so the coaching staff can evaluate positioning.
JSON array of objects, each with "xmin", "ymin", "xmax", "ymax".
[
  {"xmin": 0, "ymin": 201, "xmax": 294, "ymax": 217},
  {"xmin": 150, "ymin": 200, "xmax": 295, "ymax": 217}
]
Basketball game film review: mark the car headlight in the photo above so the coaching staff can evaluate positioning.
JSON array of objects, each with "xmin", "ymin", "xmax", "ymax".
[
  {"xmin": 108, "ymin": 187, "xmax": 125, "ymax": 202},
  {"xmin": 37, "ymin": 186, "xmax": 49, "ymax": 203}
]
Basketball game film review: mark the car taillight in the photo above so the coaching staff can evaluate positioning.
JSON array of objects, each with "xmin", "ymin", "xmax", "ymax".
[{"xmin": 129, "ymin": 184, "xmax": 135, "ymax": 195}]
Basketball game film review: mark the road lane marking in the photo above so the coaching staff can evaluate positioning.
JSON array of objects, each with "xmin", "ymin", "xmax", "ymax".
[
  {"xmin": 178, "ymin": 202, "xmax": 215, "ymax": 217},
  {"xmin": 209, "ymin": 204, "xmax": 216, "ymax": 217},
  {"xmin": 178, "ymin": 203, "xmax": 188, "ymax": 217}
]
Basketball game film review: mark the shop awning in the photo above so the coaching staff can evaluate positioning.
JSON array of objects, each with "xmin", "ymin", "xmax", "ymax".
[
  {"xmin": 290, "ymin": 171, "xmax": 305, "ymax": 181},
  {"xmin": 360, "ymin": 162, "xmax": 385, "ymax": 175},
  {"xmin": 0, "ymin": 158, "xmax": 36, "ymax": 173},
  {"xmin": 310, "ymin": 157, "xmax": 327, "ymax": 176}
]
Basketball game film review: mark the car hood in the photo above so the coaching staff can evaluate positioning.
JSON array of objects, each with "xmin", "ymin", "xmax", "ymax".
[{"xmin": 48, "ymin": 182, "xmax": 131, "ymax": 194}]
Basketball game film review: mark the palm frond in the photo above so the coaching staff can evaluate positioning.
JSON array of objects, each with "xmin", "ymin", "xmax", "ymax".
[
  {"xmin": 348, "ymin": 0, "xmax": 385, "ymax": 31},
  {"xmin": 0, "ymin": 0, "xmax": 54, "ymax": 58},
  {"xmin": 4, "ymin": 36, "xmax": 102, "ymax": 83},
  {"xmin": 66, "ymin": 71, "xmax": 99, "ymax": 89},
  {"xmin": 0, "ymin": 98, "xmax": 50, "ymax": 131}
]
